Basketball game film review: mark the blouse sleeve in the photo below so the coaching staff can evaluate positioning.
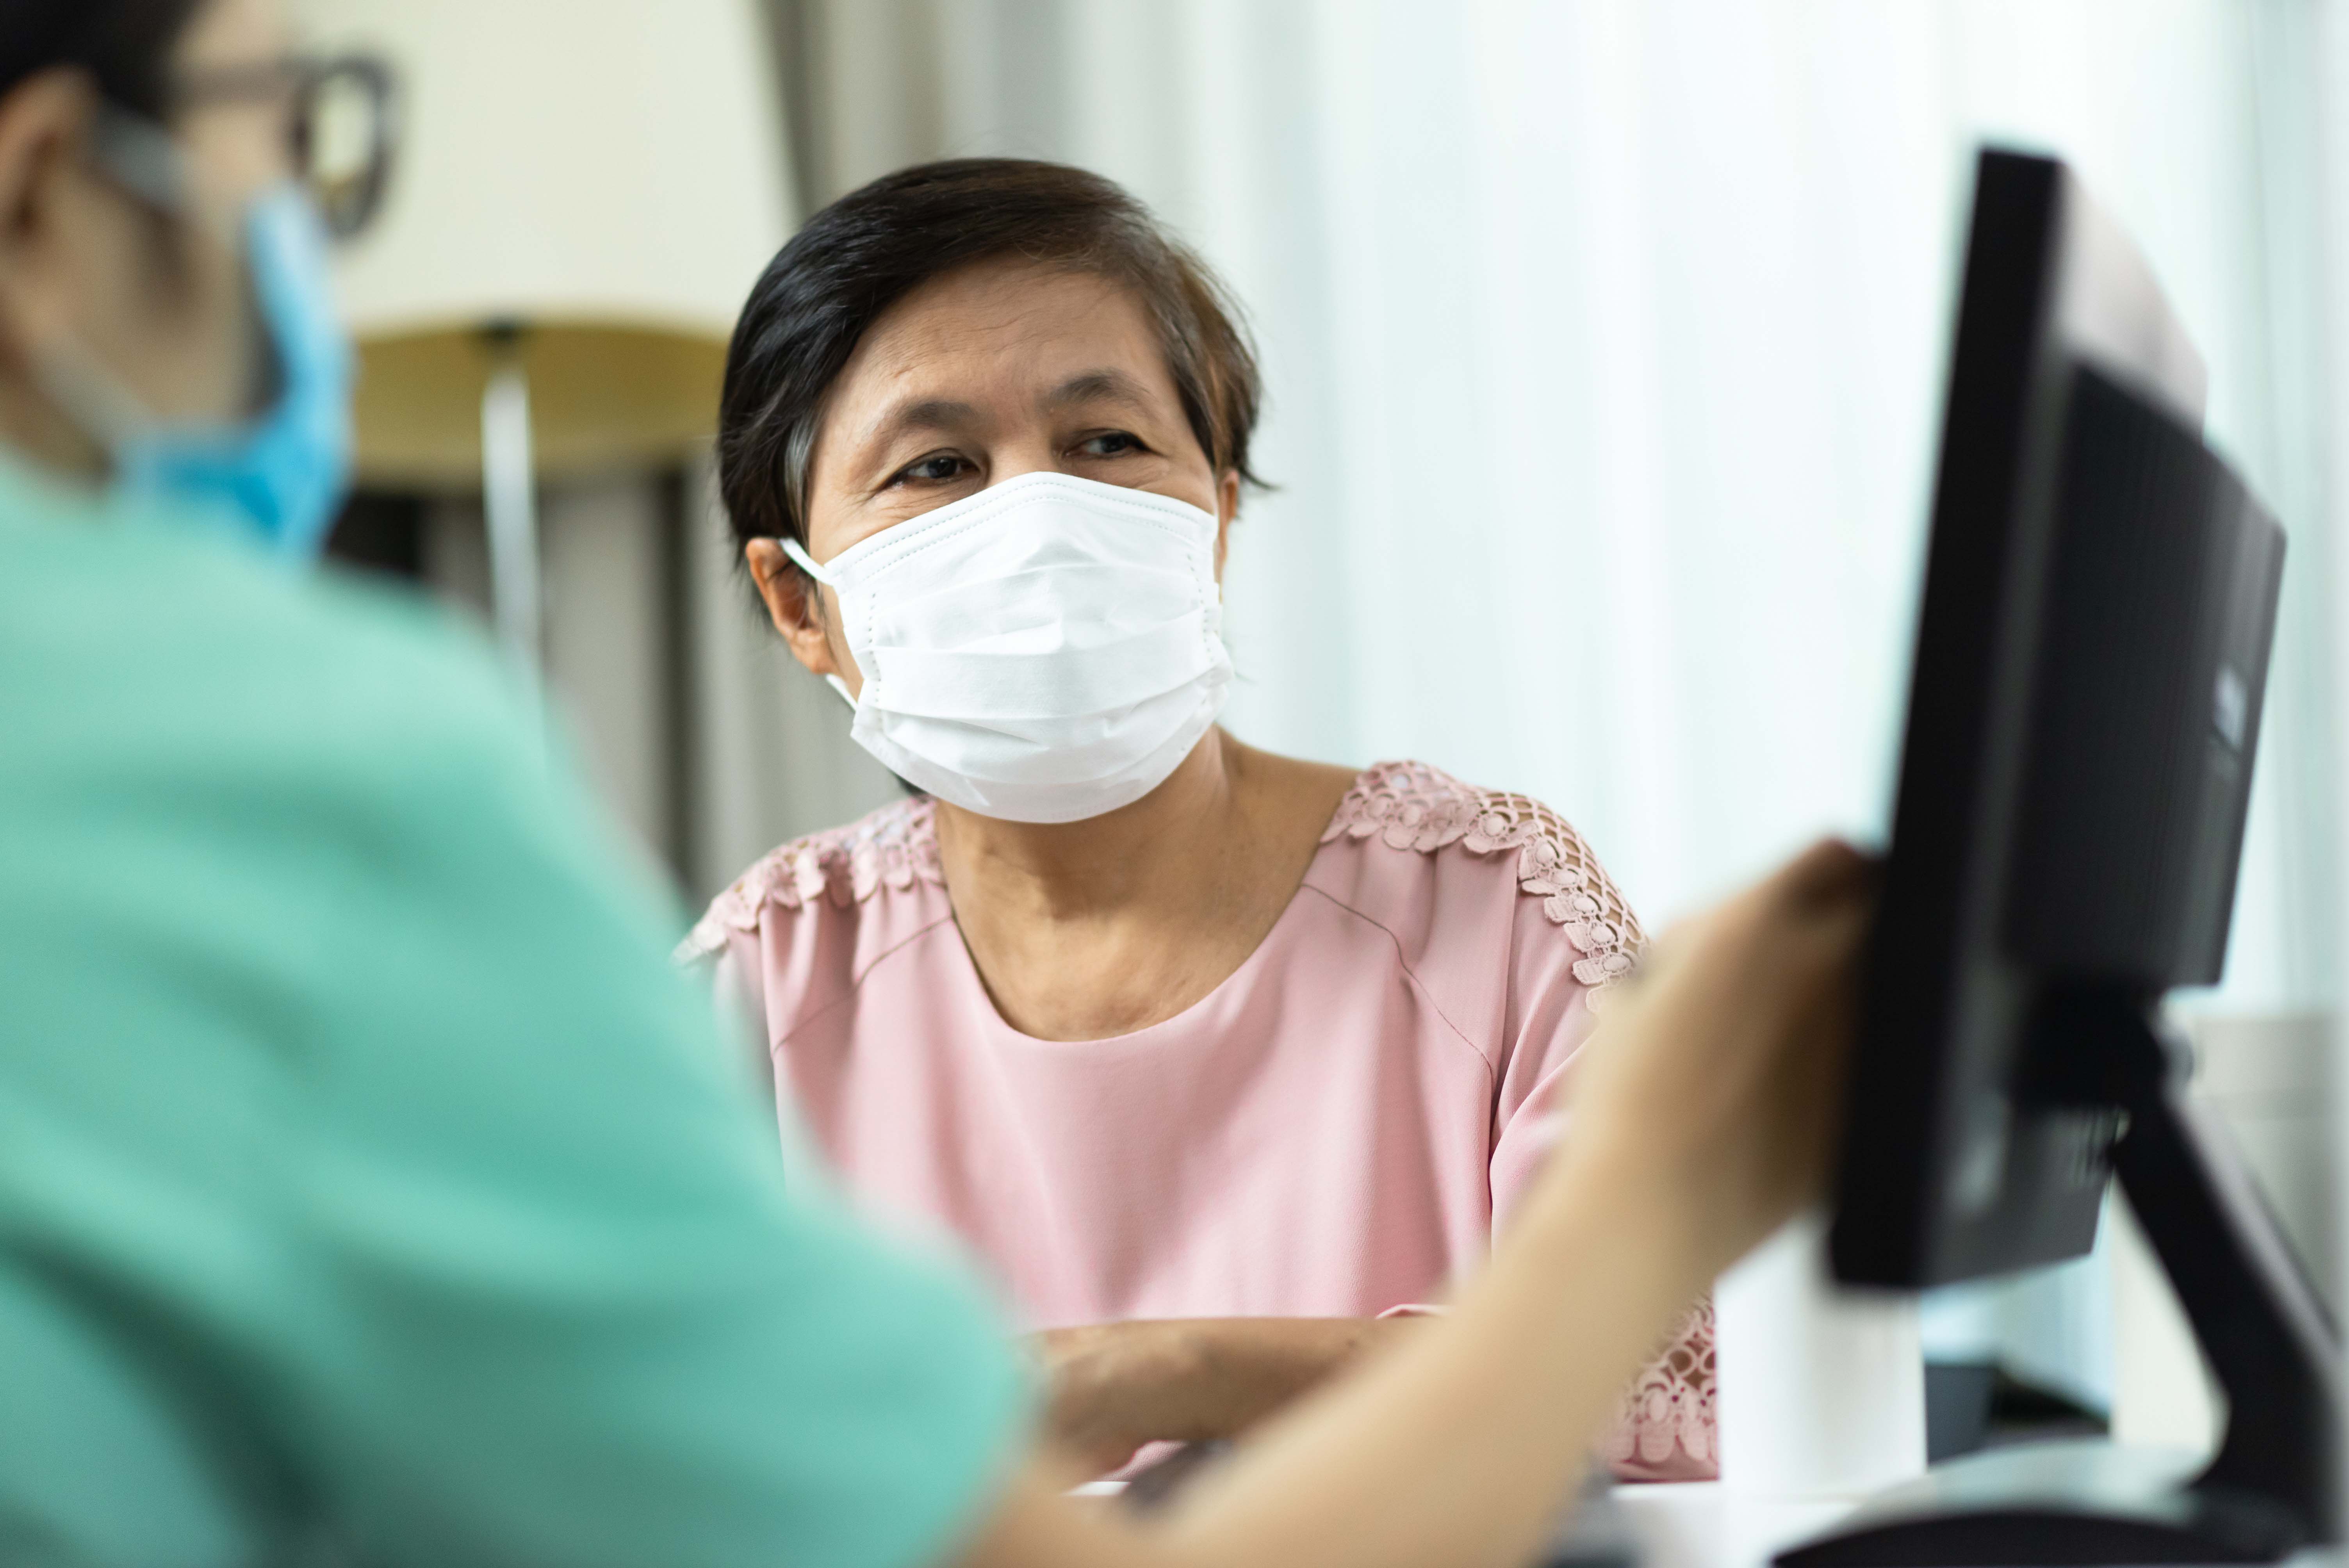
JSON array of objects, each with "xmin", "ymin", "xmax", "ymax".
[{"xmin": 1489, "ymin": 861, "xmax": 1718, "ymax": 1485}]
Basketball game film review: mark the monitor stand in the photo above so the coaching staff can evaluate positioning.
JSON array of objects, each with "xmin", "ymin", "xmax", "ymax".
[{"xmin": 1777, "ymin": 989, "xmax": 2339, "ymax": 1566}]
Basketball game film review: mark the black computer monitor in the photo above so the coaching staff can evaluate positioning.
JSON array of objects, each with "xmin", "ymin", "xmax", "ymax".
[{"xmin": 1778, "ymin": 150, "xmax": 2335, "ymax": 1566}]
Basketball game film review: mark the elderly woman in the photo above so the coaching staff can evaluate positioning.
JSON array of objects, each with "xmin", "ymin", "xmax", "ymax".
[{"xmin": 684, "ymin": 158, "xmax": 1709, "ymax": 1481}]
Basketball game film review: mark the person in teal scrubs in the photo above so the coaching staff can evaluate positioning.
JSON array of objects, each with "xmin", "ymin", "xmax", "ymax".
[{"xmin": 0, "ymin": 1, "xmax": 1873, "ymax": 1565}]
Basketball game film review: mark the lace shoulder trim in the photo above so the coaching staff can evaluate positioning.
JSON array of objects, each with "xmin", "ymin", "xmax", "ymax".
[
  {"xmin": 1607, "ymin": 1298, "xmax": 1716, "ymax": 1479},
  {"xmin": 676, "ymin": 762, "xmax": 1643, "ymax": 987},
  {"xmin": 1322, "ymin": 760, "xmax": 1643, "ymax": 991},
  {"xmin": 675, "ymin": 796, "xmax": 943, "ymax": 963}
]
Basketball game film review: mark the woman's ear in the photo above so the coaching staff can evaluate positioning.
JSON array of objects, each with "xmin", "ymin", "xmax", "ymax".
[
  {"xmin": 0, "ymin": 71, "xmax": 86, "ymax": 345},
  {"xmin": 744, "ymin": 537, "xmax": 850, "ymax": 685},
  {"xmin": 0, "ymin": 71, "xmax": 107, "ymax": 474}
]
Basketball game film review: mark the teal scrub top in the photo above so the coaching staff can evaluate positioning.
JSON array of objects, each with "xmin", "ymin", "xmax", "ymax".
[{"xmin": 0, "ymin": 461, "xmax": 1027, "ymax": 1568}]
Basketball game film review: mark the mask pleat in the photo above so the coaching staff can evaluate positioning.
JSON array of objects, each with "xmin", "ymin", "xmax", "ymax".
[
  {"xmin": 865, "ymin": 615, "xmax": 1219, "ymax": 720},
  {"xmin": 872, "ymin": 561, "xmax": 1201, "ymax": 649},
  {"xmin": 868, "ymin": 682, "xmax": 1227, "ymax": 795}
]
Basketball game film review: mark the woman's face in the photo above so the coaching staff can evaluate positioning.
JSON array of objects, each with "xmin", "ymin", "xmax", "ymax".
[{"xmin": 749, "ymin": 258, "xmax": 1238, "ymax": 696}]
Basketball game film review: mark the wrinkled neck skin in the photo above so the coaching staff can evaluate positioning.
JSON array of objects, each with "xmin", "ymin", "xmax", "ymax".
[{"xmin": 933, "ymin": 727, "xmax": 1358, "ymax": 1042}]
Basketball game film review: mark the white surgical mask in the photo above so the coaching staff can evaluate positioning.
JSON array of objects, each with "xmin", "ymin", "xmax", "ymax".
[{"xmin": 782, "ymin": 471, "xmax": 1233, "ymax": 823}]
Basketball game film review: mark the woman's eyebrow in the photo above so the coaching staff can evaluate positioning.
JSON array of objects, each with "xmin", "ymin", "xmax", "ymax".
[
  {"xmin": 1044, "ymin": 369, "xmax": 1157, "ymax": 412},
  {"xmin": 867, "ymin": 396, "xmax": 982, "ymax": 444}
]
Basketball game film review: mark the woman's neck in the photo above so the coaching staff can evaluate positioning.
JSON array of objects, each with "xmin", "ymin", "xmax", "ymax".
[
  {"xmin": 934, "ymin": 731, "xmax": 1244, "ymax": 921},
  {"xmin": 932, "ymin": 729, "xmax": 1358, "ymax": 1041}
]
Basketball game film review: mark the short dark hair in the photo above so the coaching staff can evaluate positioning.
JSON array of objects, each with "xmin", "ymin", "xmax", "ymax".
[
  {"xmin": 0, "ymin": 0, "xmax": 206, "ymax": 120},
  {"xmin": 717, "ymin": 157, "xmax": 1265, "ymax": 565}
]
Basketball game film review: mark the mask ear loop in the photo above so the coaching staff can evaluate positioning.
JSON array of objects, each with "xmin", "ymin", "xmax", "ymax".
[
  {"xmin": 777, "ymin": 535, "xmax": 836, "ymax": 586},
  {"xmin": 90, "ymin": 105, "xmax": 192, "ymax": 214},
  {"xmin": 777, "ymin": 536, "xmax": 859, "ymax": 712}
]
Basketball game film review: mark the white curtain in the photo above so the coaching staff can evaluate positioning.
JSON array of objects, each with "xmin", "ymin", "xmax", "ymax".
[{"xmin": 777, "ymin": 0, "xmax": 2336, "ymax": 1013}]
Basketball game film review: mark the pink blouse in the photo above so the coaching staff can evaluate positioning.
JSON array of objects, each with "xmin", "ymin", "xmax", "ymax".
[{"xmin": 683, "ymin": 760, "xmax": 1715, "ymax": 1481}]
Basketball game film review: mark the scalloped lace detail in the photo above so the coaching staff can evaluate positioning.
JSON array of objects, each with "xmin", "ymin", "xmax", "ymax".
[
  {"xmin": 1606, "ymin": 1299, "xmax": 1717, "ymax": 1479},
  {"xmin": 1323, "ymin": 760, "xmax": 1644, "ymax": 991},
  {"xmin": 675, "ymin": 796, "xmax": 944, "ymax": 962},
  {"xmin": 681, "ymin": 762, "xmax": 1643, "ymax": 987}
]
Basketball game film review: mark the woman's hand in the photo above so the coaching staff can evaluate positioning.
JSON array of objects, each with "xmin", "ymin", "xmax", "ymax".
[{"xmin": 1030, "ymin": 1318, "xmax": 1413, "ymax": 1477}]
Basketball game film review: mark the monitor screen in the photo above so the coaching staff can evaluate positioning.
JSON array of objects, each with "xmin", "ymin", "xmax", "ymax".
[{"xmin": 1827, "ymin": 150, "xmax": 2286, "ymax": 1290}]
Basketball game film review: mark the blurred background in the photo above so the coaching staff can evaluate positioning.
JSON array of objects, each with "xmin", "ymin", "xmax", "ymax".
[{"xmin": 292, "ymin": 0, "xmax": 2345, "ymax": 1468}]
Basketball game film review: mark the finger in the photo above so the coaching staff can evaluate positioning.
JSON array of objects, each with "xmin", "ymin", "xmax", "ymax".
[
  {"xmin": 1768, "ymin": 837, "xmax": 1878, "ymax": 910},
  {"xmin": 1736, "ymin": 847, "xmax": 1878, "ymax": 994}
]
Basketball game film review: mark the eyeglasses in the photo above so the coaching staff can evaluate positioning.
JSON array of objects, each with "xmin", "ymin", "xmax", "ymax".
[{"xmin": 94, "ymin": 53, "xmax": 401, "ymax": 242}]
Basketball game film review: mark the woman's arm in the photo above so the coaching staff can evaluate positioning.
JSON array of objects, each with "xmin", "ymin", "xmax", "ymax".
[
  {"xmin": 949, "ymin": 839, "xmax": 1870, "ymax": 1568},
  {"xmin": 1031, "ymin": 1317, "xmax": 1418, "ymax": 1474}
]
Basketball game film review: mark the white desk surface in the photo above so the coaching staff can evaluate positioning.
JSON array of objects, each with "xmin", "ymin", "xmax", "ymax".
[
  {"xmin": 1084, "ymin": 1474, "xmax": 2339, "ymax": 1568},
  {"xmin": 1608, "ymin": 1483, "xmax": 2341, "ymax": 1568},
  {"xmin": 1613, "ymin": 1483, "xmax": 1856, "ymax": 1568}
]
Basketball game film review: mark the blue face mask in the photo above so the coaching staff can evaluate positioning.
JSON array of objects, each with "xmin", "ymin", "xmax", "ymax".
[
  {"xmin": 42, "ymin": 184, "xmax": 356, "ymax": 562},
  {"xmin": 124, "ymin": 187, "xmax": 355, "ymax": 560}
]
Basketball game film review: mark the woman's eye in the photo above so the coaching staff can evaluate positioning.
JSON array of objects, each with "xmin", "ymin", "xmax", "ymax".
[
  {"xmin": 1079, "ymin": 431, "xmax": 1145, "ymax": 458},
  {"xmin": 894, "ymin": 454, "xmax": 967, "ymax": 484}
]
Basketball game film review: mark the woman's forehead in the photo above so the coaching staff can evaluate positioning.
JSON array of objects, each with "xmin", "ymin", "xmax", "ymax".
[{"xmin": 831, "ymin": 260, "xmax": 1181, "ymax": 425}]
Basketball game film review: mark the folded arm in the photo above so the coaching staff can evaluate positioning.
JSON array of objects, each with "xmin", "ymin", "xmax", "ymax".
[{"xmin": 1030, "ymin": 1317, "xmax": 1419, "ymax": 1475}]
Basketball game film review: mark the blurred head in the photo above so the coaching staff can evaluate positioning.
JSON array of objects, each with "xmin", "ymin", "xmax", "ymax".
[
  {"xmin": 0, "ymin": 0, "xmax": 296, "ymax": 478},
  {"xmin": 720, "ymin": 157, "xmax": 1265, "ymax": 694}
]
